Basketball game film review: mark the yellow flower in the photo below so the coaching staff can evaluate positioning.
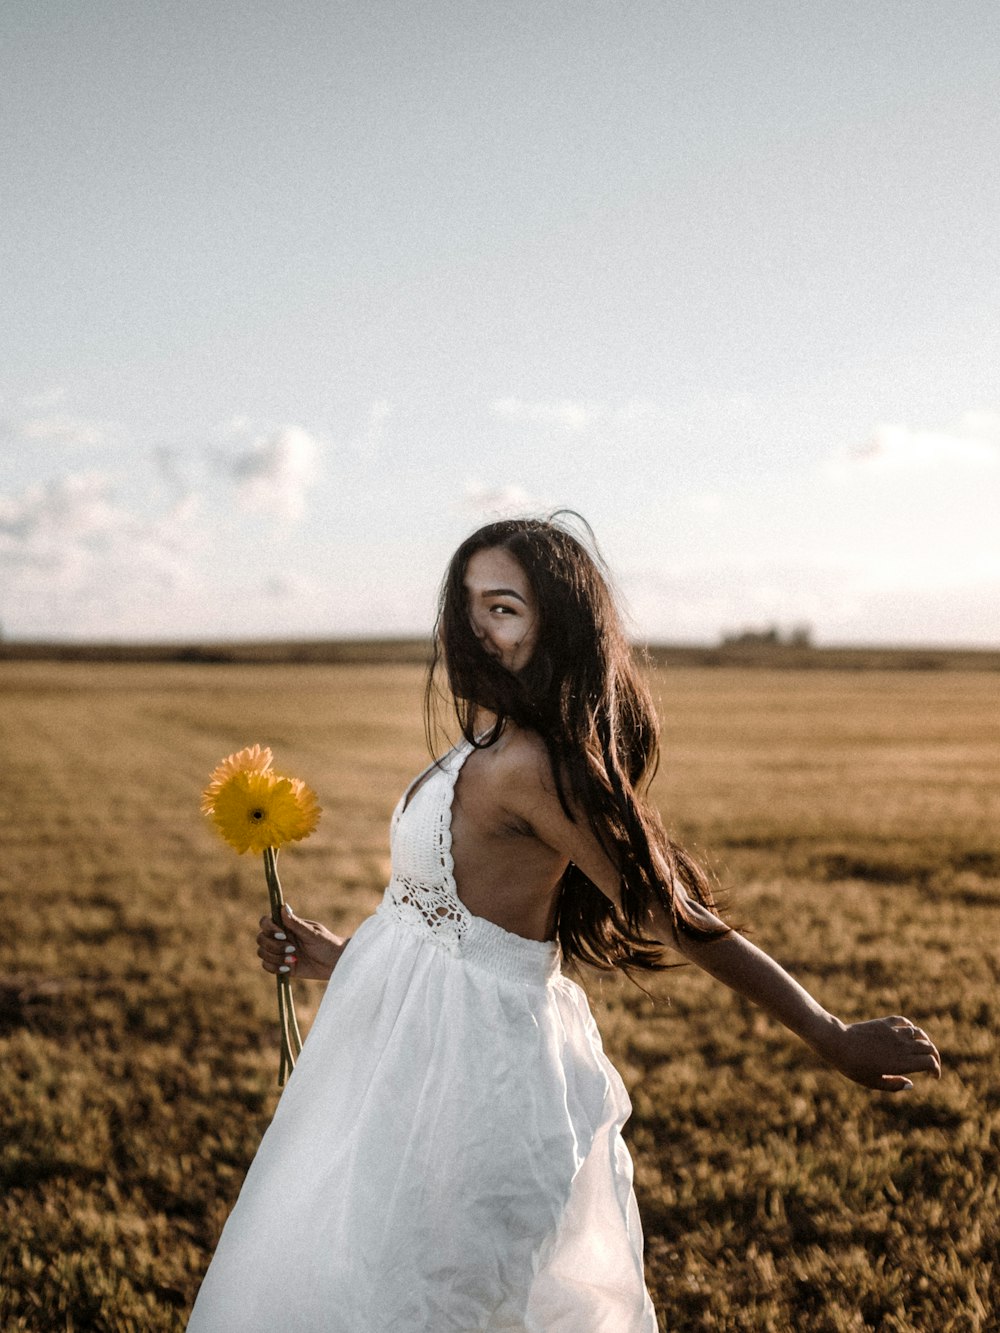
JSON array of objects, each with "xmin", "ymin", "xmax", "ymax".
[
  {"xmin": 200, "ymin": 744, "xmax": 273, "ymax": 815},
  {"xmin": 201, "ymin": 745, "xmax": 319, "ymax": 1084},
  {"xmin": 201, "ymin": 747, "xmax": 321, "ymax": 853}
]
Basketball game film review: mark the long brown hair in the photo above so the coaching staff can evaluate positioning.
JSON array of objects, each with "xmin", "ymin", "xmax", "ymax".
[{"xmin": 425, "ymin": 513, "xmax": 728, "ymax": 973}]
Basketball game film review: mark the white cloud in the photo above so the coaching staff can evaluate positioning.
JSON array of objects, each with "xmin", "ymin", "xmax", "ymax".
[
  {"xmin": 621, "ymin": 522, "xmax": 1000, "ymax": 648},
  {"xmin": 815, "ymin": 553, "xmax": 1000, "ymax": 645},
  {"xmin": 958, "ymin": 410, "xmax": 1000, "ymax": 438},
  {"xmin": 0, "ymin": 472, "xmax": 119, "ymax": 554},
  {"xmin": 20, "ymin": 387, "xmax": 67, "ymax": 411},
  {"xmin": 837, "ymin": 417, "xmax": 1000, "ymax": 475},
  {"xmin": 683, "ymin": 491, "xmax": 726, "ymax": 515},
  {"xmin": 608, "ymin": 400, "xmax": 670, "ymax": 429},
  {"xmin": 347, "ymin": 400, "xmax": 393, "ymax": 459},
  {"xmin": 489, "ymin": 397, "xmax": 674, "ymax": 436},
  {"xmin": 261, "ymin": 572, "xmax": 314, "ymax": 602},
  {"xmin": 163, "ymin": 490, "xmax": 200, "ymax": 526},
  {"xmin": 462, "ymin": 481, "xmax": 544, "ymax": 518},
  {"xmin": 853, "ymin": 549, "xmax": 1000, "ymax": 596},
  {"xmin": 217, "ymin": 415, "xmax": 253, "ymax": 438},
  {"xmin": 490, "ymin": 398, "xmax": 604, "ymax": 432},
  {"xmin": 621, "ymin": 560, "xmax": 851, "ymax": 645},
  {"xmin": 0, "ymin": 472, "xmax": 189, "ymax": 572},
  {"xmin": 0, "ymin": 460, "xmax": 337, "ymax": 640},
  {"xmin": 0, "ymin": 471, "xmax": 199, "ymax": 637},
  {"xmin": 152, "ymin": 444, "xmax": 192, "ymax": 495},
  {"xmin": 230, "ymin": 426, "xmax": 319, "ymax": 519},
  {"xmin": 10, "ymin": 413, "xmax": 108, "ymax": 448}
]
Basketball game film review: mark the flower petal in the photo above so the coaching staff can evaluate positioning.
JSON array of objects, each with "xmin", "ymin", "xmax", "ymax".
[
  {"xmin": 201, "ymin": 744, "xmax": 274, "ymax": 815},
  {"xmin": 203, "ymin": 757, "xmax": 321, "ymax": 853}
]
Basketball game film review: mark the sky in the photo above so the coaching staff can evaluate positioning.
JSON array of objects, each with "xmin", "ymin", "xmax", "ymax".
[{"xmin": 3, "ymin": 0, "xmax": 999, "ymax": 645}]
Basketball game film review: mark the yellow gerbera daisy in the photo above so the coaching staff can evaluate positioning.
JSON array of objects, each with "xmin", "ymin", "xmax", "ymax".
[
  {"xmin": 200, "ymin": 744, "xmax": 273, "ymax": 815},
  {"xmin": 203, "ymin": 766, "xmax": 321, "ymax": 854},
  {"xmin": 201, "ymin": 744, "xmax": 320, "ymax": 1083}
]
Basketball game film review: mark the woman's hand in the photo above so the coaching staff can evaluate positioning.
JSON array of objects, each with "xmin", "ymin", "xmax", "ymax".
[
  {"xmin": 256, "ymin": 904, "xmax": 348, "ymax": 983},
  {"xmin": 822, "ymin": 1015, "xmax": 942, "ymax": 1092}
]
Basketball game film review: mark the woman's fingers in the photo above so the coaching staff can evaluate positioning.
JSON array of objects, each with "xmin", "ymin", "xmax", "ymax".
[
  {"xmin": 869, "ymin": 1045, "xmax": 939, "ymax": 1092},
  {"xmin": 256, "ymin": 931, "xmax": 288, "ymax": 958},
  {"xmin": 877, "ymin": 1074, "xmax": 914, "ymax": 1093},
  {"xmin": 897, "ymin": 1025, "xmax": 941, "ymax": 1078},
  {"xmin": 257, "ymin": 914, "xmax": 299, "ymax": 973},
  {"xmin": 258, "ymin": 912, "xmax": 290, "ymax": 939},
  {"xmin": 888, "ymin": 1016, "xmax": 941, "ymax": 1075},
  {"xmin": 258, "ymin": 946, "xmax": 298, "ymax": 974},
  {"xmin": 257, "ymin": 935, "xmax": 298, "ymax": 959},
  {"xmin": 924, "ymin": 1044, "xmax": 943, "ymax": 1079}
]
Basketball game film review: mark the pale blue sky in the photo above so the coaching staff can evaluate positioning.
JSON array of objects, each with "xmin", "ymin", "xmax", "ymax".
[{"xmin": 3, "ymin": 1, "xmax": 998, "ymax": 643}]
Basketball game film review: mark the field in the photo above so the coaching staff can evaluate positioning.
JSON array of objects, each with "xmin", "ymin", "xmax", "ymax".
[{"xmin": 1, "ymin": 660, "xmax": 998, "ymax": 1331}]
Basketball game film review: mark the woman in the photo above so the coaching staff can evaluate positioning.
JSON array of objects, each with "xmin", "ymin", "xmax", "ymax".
[{"xmin": 188, "ymin": 515, "xmax": 940, "ymax": 1332}]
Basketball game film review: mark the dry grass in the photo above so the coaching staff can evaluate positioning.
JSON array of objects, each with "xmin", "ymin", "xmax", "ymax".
[{"xmin": 0, "ymin": 662, "xmax": 997, "ymax": 1331}]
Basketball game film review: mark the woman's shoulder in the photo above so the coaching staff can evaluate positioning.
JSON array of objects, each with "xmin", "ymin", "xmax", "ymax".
[{"xmin": 490, "ymin": 725, "xmax": 559, "ymax": 803}]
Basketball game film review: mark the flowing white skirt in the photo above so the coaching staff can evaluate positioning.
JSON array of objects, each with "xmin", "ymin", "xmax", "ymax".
[{"xmin": 187, "ymin": 904, "xmax": 659, "ymax": 1331}]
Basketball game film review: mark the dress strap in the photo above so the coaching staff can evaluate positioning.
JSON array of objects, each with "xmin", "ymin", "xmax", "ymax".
[{"xmin": 399, "ymin": 737, "xmax": 473, "ymax": 815}]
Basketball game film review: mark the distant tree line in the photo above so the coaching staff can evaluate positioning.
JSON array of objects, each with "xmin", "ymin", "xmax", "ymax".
[{"xmin": 719, "ymin": 623, "xmax": 814, "ymax": 648}]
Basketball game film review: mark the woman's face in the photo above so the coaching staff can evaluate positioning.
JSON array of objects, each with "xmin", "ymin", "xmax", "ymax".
[{"xmin": 464, "ymin": 546, "xmax": 540, "ymax": 674}]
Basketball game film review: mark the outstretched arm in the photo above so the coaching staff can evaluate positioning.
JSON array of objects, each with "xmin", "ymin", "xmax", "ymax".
[
  {"xmin": 503, "ymin": 732, "xmax": 941, "ymax": 1091},
  {"xmin": 668, "ymin": 896, "xmax": 941, "ymax": 1090}
]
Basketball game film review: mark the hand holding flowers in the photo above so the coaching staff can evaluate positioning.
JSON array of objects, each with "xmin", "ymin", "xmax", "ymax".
[
  {"xmin": 256, "ymin": 904, "xmax": 348, "ymax": 982},
  {"xmin": 202, "ymin": 745, "xmax": 321, "ymax": 1086}
]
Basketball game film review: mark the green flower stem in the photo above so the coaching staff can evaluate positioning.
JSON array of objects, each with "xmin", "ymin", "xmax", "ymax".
[
  {"xmin": 262, "ymin": 847, "xmax": 300, "ymax": 1087},
  {"xmin": 287, "ymin": 983, "xmax": 303, "ymax": 1057},
  {"xmin": 276, "ymin": 979, "xmax": 288, "ymax": 1087}
]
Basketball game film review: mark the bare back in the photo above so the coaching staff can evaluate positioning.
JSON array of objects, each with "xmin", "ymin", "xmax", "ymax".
[{"xmin": 448, "ymin": 728, "xmax": 569, "ymax": 943}]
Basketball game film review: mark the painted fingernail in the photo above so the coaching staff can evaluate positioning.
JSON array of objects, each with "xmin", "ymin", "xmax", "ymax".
[
  {"xmin": 284, "ymin": 904, "xmax": 293, "ymax": 915},
  {"xmin": 275, "ymin": 932, "xmax": 287, "ymax": 941},
  {"xmin": 279, "ymin": 965, "xmax": 291, "ymax": 973},
  {"xmin": 284, "ymin": 944, "xmax": 295, "ymax": 954}
]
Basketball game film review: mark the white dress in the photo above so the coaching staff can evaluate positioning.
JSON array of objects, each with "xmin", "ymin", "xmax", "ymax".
[{"xmin": 187, "ymin": 740, "xmax": 659, "ymax": 1332}]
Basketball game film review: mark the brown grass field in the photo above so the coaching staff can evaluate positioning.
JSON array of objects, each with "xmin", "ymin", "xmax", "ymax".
[{"xmin": 1, "ymin": 660, "xmax": 997, "ymax": 1331}]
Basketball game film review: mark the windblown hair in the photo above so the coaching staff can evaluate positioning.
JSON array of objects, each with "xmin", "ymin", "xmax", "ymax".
[{"xmin": 425, "ymin": 513, "xmax": 728, "ymax": 974}]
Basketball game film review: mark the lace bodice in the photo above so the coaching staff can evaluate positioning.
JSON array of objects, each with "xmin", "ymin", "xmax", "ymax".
[
  {"xmin": 384, "ymin": 741, "xmax": 473, "ymax": 953},
  {"xmin": 380, "ymin": 740, "xmax": 561, "ymax": 985}
]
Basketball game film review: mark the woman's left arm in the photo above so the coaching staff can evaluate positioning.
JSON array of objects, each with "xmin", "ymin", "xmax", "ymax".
[
  {"xmin": 669, "ymin": 897, "xmax": 941, "ymax": 1091},
  {"xmin": 506, "ymin": 737, "xmax": 941, "ymax": 1092}
]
